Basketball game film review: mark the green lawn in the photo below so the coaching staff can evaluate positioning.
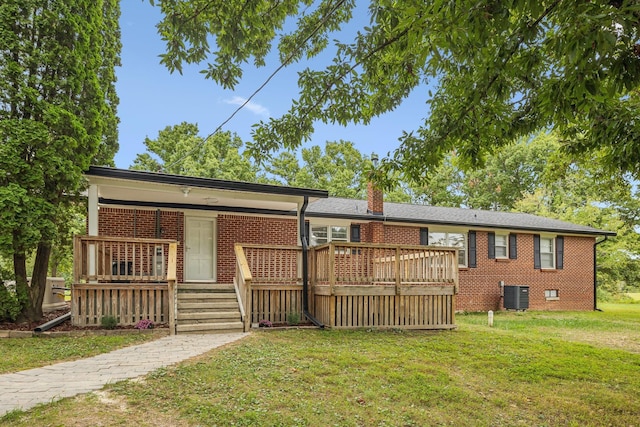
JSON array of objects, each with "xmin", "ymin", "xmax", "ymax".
[
  {"xmin": 2, "ymin": 304, "xmax": 639, "ymax": 426},
  {"xmin": 0, "ymin": 333, "xmax": 161, "ymax": 374}
]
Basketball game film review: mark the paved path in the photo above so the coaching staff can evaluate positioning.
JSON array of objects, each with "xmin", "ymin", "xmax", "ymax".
[{"xmin": 0, "ymin": 332, "xmax": 248, "ymax": 416}]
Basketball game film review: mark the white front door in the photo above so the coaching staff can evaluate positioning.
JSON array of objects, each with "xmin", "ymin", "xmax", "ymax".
[{"xmin": 185, "ymin": 217, "xmax": 216, "ymax": 281}]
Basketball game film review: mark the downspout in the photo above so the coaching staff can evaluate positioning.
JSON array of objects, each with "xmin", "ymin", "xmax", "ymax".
[
  {"xmin": 593, "ymin": 236, "xmax": 608, "ymax": 311},
  {"xmin": 300, "ymin": 196, "xmax": 324, "ymax": 328}
]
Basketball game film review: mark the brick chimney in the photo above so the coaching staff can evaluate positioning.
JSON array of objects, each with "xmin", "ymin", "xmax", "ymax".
[
  {"xmin": 367, "ymin": 181, "xmax": 384, "ymax": 216},
  {"xmin": 367, "ymin": 153, "xmax": 383, "ymax": 216}
]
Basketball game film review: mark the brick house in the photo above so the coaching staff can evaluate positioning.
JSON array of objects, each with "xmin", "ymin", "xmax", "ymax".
[{"xmin": 76, "ymin": 166, "xmax": 614, "ymax": 332}]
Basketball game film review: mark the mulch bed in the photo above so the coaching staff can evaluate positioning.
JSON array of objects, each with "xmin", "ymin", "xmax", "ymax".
[{"xmin": 0, "ymin": 303, "xmax": 164, "ymax": 333}]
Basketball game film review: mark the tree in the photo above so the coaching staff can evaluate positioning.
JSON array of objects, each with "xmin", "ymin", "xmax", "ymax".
[
  {"xmin": 131, "ymin": 122, "xmax": 261, "ymax": 182},
  {"xmin": 0, "ymin": 1, "xmax": 120, "ymax": 321},
  {"xmin": 266, "ymin": 140, "xmax": 368, "ymax": 198},
  {"xmin": 265, "ymin": 140, "xmax": 411, "ymax": 201},
  {"xmin": 153, "ymin": 0, "xmax": 640, "ymax": 182},
  {"xmin": 512, "ymin": 156, "xmax": 640, "ymax": 298},
  {"xmin": 410, "ymin": 133, "xmax": 556, "ymax": 210}
]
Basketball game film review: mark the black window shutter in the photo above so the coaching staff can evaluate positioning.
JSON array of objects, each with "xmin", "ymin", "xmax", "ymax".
[
  {"xmin": 556, "ymin": 236, "xmax": 564, "ymax": 270},
  {"xmin": 350, "ymin": 224, "xmax": 361, "ymax": 243},
  {"xmin": 420, "ymin": 227, "xmax": 429, "ymax": 245},
  {"xmin": 509, "ymin": 233, "xmax": 517, "ymax": 259},
  {"xmin": 468, "ymin": 231, "xmax": 477, "ymax": 268},
  {"xmin": 534, "ymin": 234, "xmax": 541, "ymax": 269},
  {"xmin": 488, "ymin": 232, "xmax": 495, "ymax": 259}
]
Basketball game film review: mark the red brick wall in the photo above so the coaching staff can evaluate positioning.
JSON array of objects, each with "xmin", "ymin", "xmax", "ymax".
[
  {"xmin": 97, "ymin": 208, "xmax": 595, "ymax": 311},
  {"xmin": 217, "ymin": 215, "xmax": 298, "ymax": 283},
  {"xmin": 456, "ymin": 232, "xmax": 595, "ymax": 312},
  {"xmin": 383, "ymin": 225, "xmax": 421, "ymax": 245},
  {"xmin": 98, "ymin": 207, "xmax": 185, "ymax": 282},
  {"xmin": 355, "ymin": 222, "xmax": 594, "ymax": 311}
]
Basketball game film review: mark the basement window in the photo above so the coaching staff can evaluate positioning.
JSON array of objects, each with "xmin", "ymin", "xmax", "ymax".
[{"xmin": 545, "ymin": 289, "xmax": 559, "ymax": 300}]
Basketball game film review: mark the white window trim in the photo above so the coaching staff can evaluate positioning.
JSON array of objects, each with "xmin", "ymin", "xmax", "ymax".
[
  {"xmin": 545, "ymin": 289, "xmax": 559, "ymax": 300},
  {"xmin": 495, "ymin": 233, "xmax": 508, "ymax": 259},
  {"xmin": 309, "ymin": 221, "xmax": 351, "ymax": 246},
  {"xmin": 540, "ymin": 235, "xmax": 555, "ymax": 270},
  {"xmin": 428, "ymin": 230, "xmax": 468, "ymax": 268}
]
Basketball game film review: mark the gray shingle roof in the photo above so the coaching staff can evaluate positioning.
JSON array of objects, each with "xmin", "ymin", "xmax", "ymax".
[{"xmin": 306, "ymin": 198, "xmax": 615, "ymax": 236}]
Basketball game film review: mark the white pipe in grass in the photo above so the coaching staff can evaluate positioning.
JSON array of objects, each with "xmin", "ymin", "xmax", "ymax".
[{"xmin": 488, "ymin": 310, "xmax": 494, "ymax": 327}]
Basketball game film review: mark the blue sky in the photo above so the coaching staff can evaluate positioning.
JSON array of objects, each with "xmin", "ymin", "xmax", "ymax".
[{"xmin": 115, "ymin": 1, "xmax": 429, "ymax": 169}]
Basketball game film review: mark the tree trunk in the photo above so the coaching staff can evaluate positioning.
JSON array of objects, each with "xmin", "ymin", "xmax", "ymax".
[
  {"xmin": 24, "ymin": 242, "xmax": 52, "ymax": 322},
  {"xmin": 13, "ymin": 252, "xmax": 29, "ymax": 322}
]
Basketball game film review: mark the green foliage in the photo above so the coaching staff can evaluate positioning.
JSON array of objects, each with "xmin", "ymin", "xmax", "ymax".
[
  {"xmin": 0, "ymin": 0, "xmax": 120, "ymax": 321},
  {"xmin": 153, "ymin": 0, "xmax": 640, "ymax": 181},
  {"xmin": 266, "ymin": 140, "xmax": 370, "ymax": 198},
  {"xmin": 286, "ymin": 312, "xmax": 300, "ymax": 326},
  {"xmin": 0, "ymin": 265, "xmax": 20, "ymax": 322},
  {"xmin": 265, "ymin": 140, "xmax": 411, "ymax": 201},
  {"xmin": 131, "ymin": 122, "xmax": 261, "ymax": 182},
  {"xmin": 100, "ymin": 316, "xmax": 118, "ymax": 330}
]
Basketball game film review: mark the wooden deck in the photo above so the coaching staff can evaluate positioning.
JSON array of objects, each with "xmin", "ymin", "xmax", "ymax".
[
  {"xmin": 72, "ymin": 236, "xmax": 178, "ymax": 329},
  {"xmin": 235, "ymin": 243, "xmax": 458, "ymax": 330},
  {"xmin": 73, "ymin": 236, "xmax": 458, "ymax": 332}
]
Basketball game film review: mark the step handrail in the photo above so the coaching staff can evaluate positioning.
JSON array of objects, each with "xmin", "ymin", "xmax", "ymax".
[{"xmin": 234, "ymin": 244, "xmax": 252, "ymax": 332}]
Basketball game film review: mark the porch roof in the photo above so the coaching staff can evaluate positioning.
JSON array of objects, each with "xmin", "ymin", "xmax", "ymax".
[
  {"xmin": 306, "ymin": 197, "xmax": 616, "ymax": 237},
  {"xmin": 86, "ymin": 166, "xmax": 328, "ymax": 213}
]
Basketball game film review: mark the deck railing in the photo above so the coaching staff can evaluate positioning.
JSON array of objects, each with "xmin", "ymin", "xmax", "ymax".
[
  {"xmin": 313, "ymin": 243, "xmax": 459, "ymax": 289},
  {"xmin": 235, "ymin": 244, "xmax": 305, "ymax": 326},
  {"xmin": 73, "ymin": 235, "xmax": 178, "ymax": 283},
  {"xmin": 234, "ymin": 242, "xmax": 458, "ymax": 329},
  {"xmin": 72, "ymin": 236, "xmax": 178, "ymax": 328}
]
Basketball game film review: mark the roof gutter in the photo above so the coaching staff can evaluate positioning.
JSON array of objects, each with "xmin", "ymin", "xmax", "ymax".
[
  {"xmin": 299, "ymin": 196, "xmax": 324, "ymax": 328},
  {"xmin": 305, "ymin": 212, "xmax": 616, "ymax": 237},
  {"xmin": 593, "ymin": 236, "xmax": 608, "ymax": 311}
]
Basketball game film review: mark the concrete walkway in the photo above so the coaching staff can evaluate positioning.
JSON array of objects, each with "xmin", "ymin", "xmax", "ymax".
[{"xmin": 0, "ymin": 332, "xmax": 248, "ymax": 416}]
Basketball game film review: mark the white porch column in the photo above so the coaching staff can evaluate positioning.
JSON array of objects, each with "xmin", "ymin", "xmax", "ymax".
[
  {"xmin": 88, "ymin": 184, "xmax": 99, "ymax": 236},
  {"xmin": 87, "ymin": 184, "xmax": 99, "ymax": 279}
]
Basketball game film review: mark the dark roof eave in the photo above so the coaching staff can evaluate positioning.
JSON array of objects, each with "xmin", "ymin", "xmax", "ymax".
[
  {"xmin": 87, "ymin": 166, "xmax": 329, "ymax": 199},
  {"xmin": 306, "ymin": 212, "xmax": 616, "ymax": 237},
  {"xmin": 99, "ymin": 198, "xmax": 298, "ymax": 216}
]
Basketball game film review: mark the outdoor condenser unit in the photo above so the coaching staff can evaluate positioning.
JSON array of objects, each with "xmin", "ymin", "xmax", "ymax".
[{"xmin": 503, "ymin": 285, "xmax": 529, "ymax": 310}]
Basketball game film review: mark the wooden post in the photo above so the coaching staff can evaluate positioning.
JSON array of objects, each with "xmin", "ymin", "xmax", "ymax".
[
  {"xmin": 309, "ymin": 247, "xmax": 316, "ymax": 315},
  {"xmin": 167, "ymin": 242, "xmax": 177, "ymax": 335},
  {"xmin": 73, "ymin": 235, "xmax": 80, "ymax": 284},
  {"xmin": 329, "ymin": 244, "xmax": 335, "ymax": 296},
  {"xmin": 395, "ymin": 246, "xmax": 401, "ymax": 295}
]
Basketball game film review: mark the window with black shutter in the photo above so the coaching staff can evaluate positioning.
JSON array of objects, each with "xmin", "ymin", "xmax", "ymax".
[
  {"xmin": 350, "ymin": 224, "xmax": 361, "ymax": 243},
  {"xmin": 468, "ymin": 231, "xmax": 477, "ymax": 268},
  {"xmin": 509, "ymin": 233, "xmax": 517, "ymax": 259},
  {"xmin": 420, "ymin": 228, "xmax": 429, "ymax": 245},
  {"xmin": 556, "ymin": 236, "xmax": 564, "ymax": 269},
  {"xmin": 488, "ymin": 232, "xmax": 495, "ymax": 259}
]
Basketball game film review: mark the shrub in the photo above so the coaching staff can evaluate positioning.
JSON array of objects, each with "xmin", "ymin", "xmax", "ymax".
[
  {"xmin": 0, "ymin": 264, "xmax": 21, "ymax": 322},
  {"xmin": 135, "ymin": 319, "xmax": 154, "ymax": 330},
  {"xmin": 258, "ymin": 319, "xmax": 272, "ymax": 328},
  {"xmin": 0, "ymin": 282, "xmax": 20, "ymax": 322},
  {"xmin": 101, "ymin": 315, "xmax": 118, "ymax": 329},
  {"xmin": 286, "ymin": 312, "xmax": 300, "ymax": 326}
]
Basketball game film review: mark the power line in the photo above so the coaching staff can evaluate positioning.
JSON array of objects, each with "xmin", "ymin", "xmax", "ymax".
[{"xmin": 164, "ymin": 0, "xmax": 348, "ymax": 171}]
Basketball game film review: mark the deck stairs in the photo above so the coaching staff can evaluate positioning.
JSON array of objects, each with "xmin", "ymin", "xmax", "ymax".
[{"xmin": 176, "ymin": 283, "xmax": 244, "ymax": 334}]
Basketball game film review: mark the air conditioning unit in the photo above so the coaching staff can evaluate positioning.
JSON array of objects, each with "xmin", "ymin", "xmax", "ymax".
[{"xmin": 503, "ymin": 285, "xmax": 529, "ymax": 310}]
